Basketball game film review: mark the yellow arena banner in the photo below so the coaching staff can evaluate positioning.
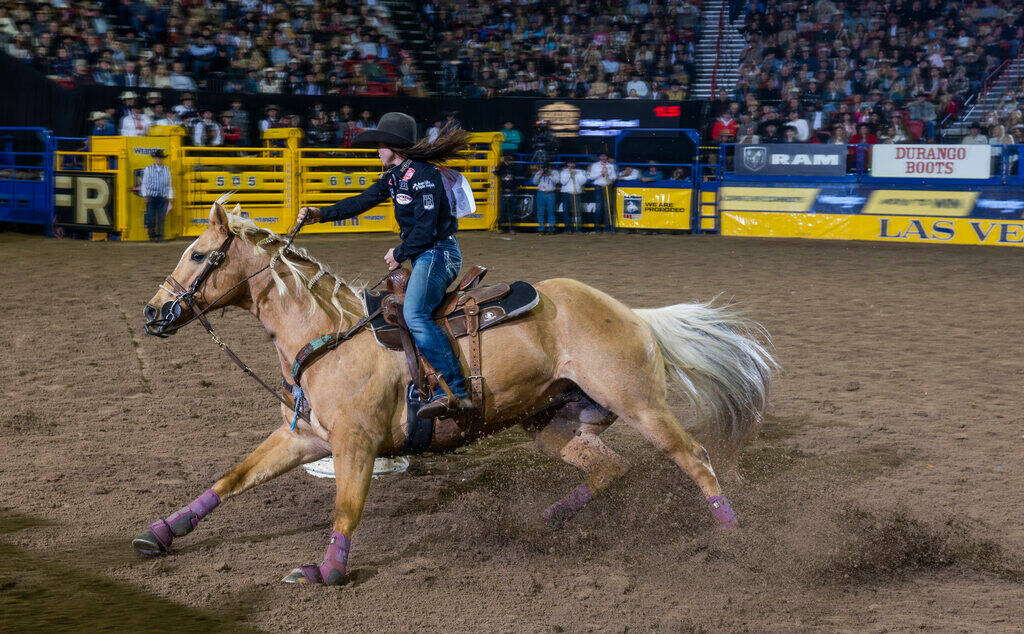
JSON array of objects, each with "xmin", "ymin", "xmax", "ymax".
[
  {"xmin": 721, "ymin": 212, "xmax": 1024, "ymax": 247},
  {"xmin": 718, "ymin": 186, "xmax": 818, "ymax": 212},
  {"xmin": 862, "ymin": 190, "xmax": 978, "ymax": 217},
  {"xmin": 615, "ymin": 187, "xmax": 692, "ymax": 230}
]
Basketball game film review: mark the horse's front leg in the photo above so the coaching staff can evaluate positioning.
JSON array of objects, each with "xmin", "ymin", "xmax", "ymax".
[
  {"xmin": 133, "ymin": 422, "xmax": 329, "ymax": 557},
  {"xmin": 283, "ymin": 425, "xmax": 380, "ymax": 585}
]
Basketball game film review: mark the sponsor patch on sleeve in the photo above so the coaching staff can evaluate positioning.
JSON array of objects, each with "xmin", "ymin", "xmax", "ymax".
[
  {"xmin": 402, "ymin": 168, "xmax": 415, "ymax": 181},
  {"xmin": 423, "ymin": 193, "xmax": 434, "ymax": 210},
  {"xmin": 395, "ymin": 193, "xmax": 413, "ymax": 205},
  {"xmin": 412, "ymin": 179, "xmax": 434, "ymax": 191}
]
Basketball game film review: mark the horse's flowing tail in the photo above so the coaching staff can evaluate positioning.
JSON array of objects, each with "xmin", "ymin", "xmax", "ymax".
[{"xmin": 633, "ymin": 301, "xmax": 778, "ymax": 451}]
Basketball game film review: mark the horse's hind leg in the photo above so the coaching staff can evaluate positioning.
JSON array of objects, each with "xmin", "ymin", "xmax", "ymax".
[
  {"xmin": 622, "ymin": 404, "xmax": 737, "ymax": 529},
  {"xmin": 133, "ymin": 423, "xmax": 329, "ymax": 557},
  {"xmin": 527, "ymin": 400, "xmax": 628, "ymax": 528}
]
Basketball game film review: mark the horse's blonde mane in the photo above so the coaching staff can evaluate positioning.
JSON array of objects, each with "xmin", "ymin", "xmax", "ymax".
[{"xmin": 217, "ymin": 197, "xmax": 362, "ymax": 325}]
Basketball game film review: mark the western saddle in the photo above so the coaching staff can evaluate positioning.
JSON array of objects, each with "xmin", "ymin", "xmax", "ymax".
[{"xmin": 362, "ymin": 265, "xmax": 539, "ymax": 438}]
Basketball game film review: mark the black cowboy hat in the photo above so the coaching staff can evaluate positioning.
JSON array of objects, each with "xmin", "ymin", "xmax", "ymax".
[
  {"xmin": 152, "ymin": 149, "xmax": 167, "ymax": 158},
  {"xmin": 352, "ymin": 112, "xmax": 417, "ymax": 148}
]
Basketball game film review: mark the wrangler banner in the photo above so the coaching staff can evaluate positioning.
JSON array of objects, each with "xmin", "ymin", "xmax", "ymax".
[
  {"xmin": 721, "ymin": 211, "xmax": 1024, "ymax": 247},
  {"xmin": 615, "ymin": 186, "xmax": 692, "ymax": 230}
]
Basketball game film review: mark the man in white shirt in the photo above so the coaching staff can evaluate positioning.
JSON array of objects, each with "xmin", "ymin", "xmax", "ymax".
[
  {"xmin": 624, "ymin": 73, "xmax": 650, "ymax": 99},
  {"xmin": 155, "ymin": 110, "xmax": 183, "ymax": 128},
  {"xmin": 137, "ymin": 149, "xmax": 174, "ymax": 241},
  {"xmin": 587, "ymin": 153, "xmax": 617, "ymax": 232},
  {"xmin": 786, "ymin": 110, "xmax": 810, "ymax": 141},
  {"xmin": 559, "ymin": 159, "xmax": 587, "ymax": 233},
  {"xmin": 168, "ymin": 62, "xmax": 197, "ymax": 91},
  {"xmin": 120, "ymin": 103, "xmax": 152, "ymax": 137},
  {"xmin": 961, "ymin": 124, "xmax": 988, "ymax": 145},
  {"xmin": 531, "ymin": 164, "xmax": 559, "ymax": 234},
  {"xmin": 192, "ymin": 109, "xmax": 223, "ymax": 146}
]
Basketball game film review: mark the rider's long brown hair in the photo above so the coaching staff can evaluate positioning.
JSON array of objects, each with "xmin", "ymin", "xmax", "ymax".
[{"xmin": 400, "ymin": 124, "xmax": 472, "ymax": 164}]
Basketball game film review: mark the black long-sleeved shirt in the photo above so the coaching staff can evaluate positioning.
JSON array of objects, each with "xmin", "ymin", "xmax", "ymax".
[{"xmin": 320, "ymin": 159, "xmax": 458, "ymax": 263}]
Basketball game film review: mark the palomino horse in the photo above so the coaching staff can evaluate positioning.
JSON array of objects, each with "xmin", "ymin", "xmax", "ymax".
[{"xmin": 137, "ymin": 201, "xmax": 776, "ymax": 585}]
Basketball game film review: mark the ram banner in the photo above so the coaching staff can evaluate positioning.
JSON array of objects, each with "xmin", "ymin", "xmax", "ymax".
[
  {"xmin": 615, "ymin": 186, "xmax": 692, "ymax": 230},
  {"xmin": 871, "ymin": 145, "xmax": 991, "ymax": 179},
  {"xmin": 734, "ymin": 144, "xmax": 846, "ymax": 176}
]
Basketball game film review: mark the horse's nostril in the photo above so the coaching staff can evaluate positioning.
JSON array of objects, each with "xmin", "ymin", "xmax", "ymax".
[{"xmin": 143, "ymin": 304, "xmax": 158, "ymax": 321}]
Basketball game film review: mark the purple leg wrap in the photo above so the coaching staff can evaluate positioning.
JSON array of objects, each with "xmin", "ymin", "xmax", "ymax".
[
  {"xmin": 147, "ymin": 489, "xmax": 221, "ymax": 548},
  {"xmin": 542, "ymin": 484, "xmax": 595, "ymax": 528},
  {"xmin": 299, "ymin": 532, "xmax": 350, "ymax": 585},
  {"xmin": 707, "ymin": 495, "xmax": 738, "ymax": 529}
]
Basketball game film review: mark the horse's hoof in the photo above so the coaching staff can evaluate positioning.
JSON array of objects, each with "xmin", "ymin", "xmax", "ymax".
[
  {"xmin": 282, "ymin": 567, "xmax": 313, "ymax": 584},
  {"xmin": 132, "ymin": 529, "xmax": 168, "ymax": 558},
  {"xmin": 282, "ymin": 564, "xmax": 346, "ymax": 585}
]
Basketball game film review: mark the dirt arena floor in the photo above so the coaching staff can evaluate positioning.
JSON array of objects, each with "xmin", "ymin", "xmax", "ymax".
[{"xmin": 1, "ymin": 229, "xmax": 1023, "ymax": 632}]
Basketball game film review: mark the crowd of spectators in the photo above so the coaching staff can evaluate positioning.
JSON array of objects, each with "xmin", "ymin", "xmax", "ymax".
[
  {"xmin": 709, "ymin": 0, "xmax": 1024, "ymax": 145},
  {"xmin": 1, "ymin": 1, "xmax": 425, "ymax": 97},
  {"xmin": 85, "ymin": 90, "xmax": 432, "ymax": 149},
  {"xmin": 424, "ymin": 0, "xmax": 701, "ymax": 99}
]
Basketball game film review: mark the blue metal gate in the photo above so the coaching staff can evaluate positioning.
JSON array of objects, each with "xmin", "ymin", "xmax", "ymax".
[{"xmin": 0, "ymin": 127, "xmax": 56, "ymax": 226}]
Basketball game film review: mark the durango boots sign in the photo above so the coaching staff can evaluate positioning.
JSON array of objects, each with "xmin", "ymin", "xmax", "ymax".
[
  {"xmin": 871, "ymin": 145, "xmax": 991, "ymax": 179},
  {"xmin": 734, "ymin": 144, "xmax": 846, "ymax": 176}
]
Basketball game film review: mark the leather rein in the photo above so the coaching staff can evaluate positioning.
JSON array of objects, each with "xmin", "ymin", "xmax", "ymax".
[{"xmin": 149, "ymin": 224, "xmax": 387, "ymax": 427}]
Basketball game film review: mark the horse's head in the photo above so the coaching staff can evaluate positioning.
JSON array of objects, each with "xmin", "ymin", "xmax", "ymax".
[{"xmin": 143, "ymin": 200, "xmax": 251, "ymax": 337}]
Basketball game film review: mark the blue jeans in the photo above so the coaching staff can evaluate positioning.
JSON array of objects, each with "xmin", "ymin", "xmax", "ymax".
[
  {"xmin": 592, "ymin": 186, "xmax": 613, "ymax": 231},
  {"xmin": 535, "ymin": 191, "xmax": 556, "ymax": 231},
  {"xmin": 145, "ymin": 196, "xmax": 167, "ymax": 240},
  {"xmin": 403, "ymin": 237, "xmax": 469, "ymax": 398}
]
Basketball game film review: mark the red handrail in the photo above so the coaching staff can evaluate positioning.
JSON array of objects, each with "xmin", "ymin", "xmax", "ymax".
[
  {"xmin": 978, "ymin": 49, "xmax": 1024, "ymax": 121},
  {"xmin": 709, "ymin": 3, "xmax": 727, "ymax": 96}
]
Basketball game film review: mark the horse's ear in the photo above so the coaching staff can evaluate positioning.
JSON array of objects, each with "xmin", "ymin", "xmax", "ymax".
[
  {"xmin": 232, "ymin": 203, "xmax": 243, "ymax": 215},
  {"xmin": 209, "ymin": 202, "xmax": 228, "ymax": 229}
]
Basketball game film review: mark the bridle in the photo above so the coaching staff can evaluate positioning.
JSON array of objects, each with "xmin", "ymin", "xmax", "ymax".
[{"xmin": 144, "ymin": 223, "xmax": 389, "ymax": 427}]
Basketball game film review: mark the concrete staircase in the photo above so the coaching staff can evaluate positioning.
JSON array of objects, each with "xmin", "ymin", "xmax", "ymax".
[
  {"xmin": 692, "ymin": 0, "xmax": 747, "ymax": 99},
  {"xmin": 943, "ymin": 55, "xmax": 1024, "ymax": 139},
  {"xmin": 382, "ymin": 1, "xmax": 441, "ymax": 94}
]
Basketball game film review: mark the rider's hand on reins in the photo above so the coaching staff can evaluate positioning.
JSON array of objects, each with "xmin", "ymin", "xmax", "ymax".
[{"xmin": 298, "ymin": 207, "xmax": 322, "ymax": 226}]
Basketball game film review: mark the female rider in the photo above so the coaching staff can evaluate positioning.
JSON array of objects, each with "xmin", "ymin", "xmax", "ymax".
[{"xmin": 296, "ymin": 112, "xmax": 475, "ymax": 419}]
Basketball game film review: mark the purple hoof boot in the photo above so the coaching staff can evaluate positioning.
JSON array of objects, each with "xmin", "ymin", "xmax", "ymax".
[
  {"xmin": 283, "ymin": 532, "xmax": 350, "ymax": 585},
  {"xmin": 133, "ymin": 519, "xmax": 173, "ymax": 558},
  {"xmin": 542, "ymin": 484, "xmax": 595, "ymax": 529},
  {"xmin": 132, "ymin": 489, "xmax": 220, "ymax": 558},
  {"xmin": 707, "ymin": 495, "xmax": 739, "ymax": 530}
]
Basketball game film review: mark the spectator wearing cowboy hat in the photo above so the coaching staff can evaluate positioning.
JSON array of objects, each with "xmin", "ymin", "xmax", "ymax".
[
  {"xmin": 90, "ymin": 111, "xmax": 116, "ymax": 136},
  {"xmin": 220, "ymin": 112, "xmax": 242, "ymax": 147},
  {"xmin": 117, "ymin": 90, "xmax": 139, "ymax": 119},
  {"xmin": 296, "ymin": 112, "xmax": 478, "ymax": 419},
  {"xmin": 260, "ymin": 105, "xmax": 281, "ymax": 133},
  {"xmin": 192, "ymin": 109, "xmax": 223, "ymax": 146},
  {"xmin": 143, "ymin": 91, "xmax": 163, "ymax": 119},
  {"xmin": 226, "ymin": 98, "xmax": 251, "ymax": 145},
  {"xmin": 137, "ymin": 149, "xmax": 173, "ymax": 242},
  {"xmin": 120, "ymin": 100, "xmax": 152, "ymax": 137}
]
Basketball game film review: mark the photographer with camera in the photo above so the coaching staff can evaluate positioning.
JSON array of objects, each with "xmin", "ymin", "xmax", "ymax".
[{"xmin": 530, "ymin": 120, "xmax": 559, "ymax": 164}]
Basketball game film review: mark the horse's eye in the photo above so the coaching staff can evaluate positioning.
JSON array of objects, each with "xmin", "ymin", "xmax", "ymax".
[{"xmin": 191, "ymin": 251, "xmax": 205, "ymax": 262}]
